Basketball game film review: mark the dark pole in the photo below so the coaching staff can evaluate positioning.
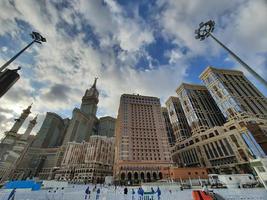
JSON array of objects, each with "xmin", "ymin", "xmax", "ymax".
[
  {"xmin": 0, "ymin": 40, "xmax": 35, "ymax": 72},
  {"xmin": 0, "ymin": 31, "xmax": 46, "ymax": 73},
  {"xmin": 0, "ymin": 32, "xmax": 46, "ymax": 99},
  {"xmin": 195, "ymin": 20, "xmax": 267, "ymax": 88},
  {"xmin": 209, "ymin": 33, "xmax": 267, "ymax": 88}
]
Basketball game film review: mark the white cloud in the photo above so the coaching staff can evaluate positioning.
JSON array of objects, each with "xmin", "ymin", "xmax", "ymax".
[
  {"xmin": 157, "ymin": 0, "xmax": 267, "ymax": 86},
  {"xmin": 1, "ymin": 46, "xmax": 8, "ymax": 52},
  {"xmin": 0, "ymin": 0, "xmax": 158, "ymax": 136}
]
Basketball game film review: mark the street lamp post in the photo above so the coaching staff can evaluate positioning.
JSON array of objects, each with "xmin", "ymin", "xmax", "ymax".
[
  {"xmin": 0, "ymin": 32, "xmax": 46, "ymax": 98},
  {"xmin": 195, "ymin": 20, "xmax": 267, "ymax": 88},
  {"xmin": 0, "ymin": 32, "xmax": 46, "ymax": 72}
]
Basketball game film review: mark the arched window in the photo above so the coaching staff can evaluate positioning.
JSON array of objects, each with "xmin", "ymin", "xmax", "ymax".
[
  {"xmin": 152, "ymin": 172, "xmax": 157, "ymax": 180},
  {"xmin": 134, "ymin": 172, "xmax": 138, "ymax": 180},
  {"xmin": 159, "ymin": 172, "xmax": 163, "ymax": 179},
  {"xmin": 127, "ymin": 172, "xmax": 132, "ymax": 181},
  {"xmin": 147, "ymin": 172, "xmax": 151, "ymax": 182},
  {"xmin": 141, "ymin": 172, "xmax": 145, "ymax": 181}
]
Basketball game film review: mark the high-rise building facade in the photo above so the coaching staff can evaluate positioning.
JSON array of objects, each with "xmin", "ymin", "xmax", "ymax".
[
  {"xmin": 165, "ymin": 96, "xmax": 191, "ymax": 142},
  {"xmin": 0, "ymin": 105, "xmax": 37, "ymax": 182},
  {"xmin": 98, "ymin": 116, "xmax": 116, "ymax": 137},
  {"xmin": 32, "ymin": 112, "xmax": 68, "ymax": 148},
  {"xmin": 55, "ymin": 136, "xmax": 114, "ymax": 183},
  {"xmin": 176, "ymin": 83, "xmax": 226, "ymax": 135},
  {"xmin": 200, "ymin": 66, "xmax": 267, "ymax": 120},
  {"xmin": 161, "ymin": 107, "xmax": 175, "ymax": 146},
  {"xmin": 80, "ymin": 78, "xmax": 99, "ymax": 116},
  {"xmin": 171, "ymin": 117, "xmax": 267, "ymax": 173},
  {"xmin": 167, "ymin": 66, "xmax": 267, "ymax": 174},
  {"xmin": 9, "ymin": 104, "xmax": 32, "ymax": 134},
  {"xmin": 63, "ymin": 79, "xmax": 99, "ymax": 144},
  {"xmin": 114, "ymin": 94, "xmax": 171, "ymax": 184},
  {"xmin": 8, "ymin": 78, "xmax": 117, "ymax": 182}
]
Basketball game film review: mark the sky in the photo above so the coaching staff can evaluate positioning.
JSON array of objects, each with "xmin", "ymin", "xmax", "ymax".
[{"xmin": 0, "ymin": 0, "xmax": 267, "ymax": 138}]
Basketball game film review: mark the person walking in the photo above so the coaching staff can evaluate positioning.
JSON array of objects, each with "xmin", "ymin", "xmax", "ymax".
[
  {"xmin": 95, "ymin": 188, "xmax": 100, "ymax": 200},
  {"xmin": 7, "ymin": 188, "xmax": 16, "ymax": 200},
  {"xmin": 137, "ymin": 187, "xmax": 142, "ymax": 200},
  {"xmin": 156, "ymin": 187, "xmax": 161, "ymax": 200},
  {"xmin": 61, "ymin": 187, "xmax": 65, "ymax": 200},
  {"xmin": 124, "ymin": 187, "xmax": 128, "ymax": 199},
  {"xmin": 131, "ymin": 188, "xmax": 135, "ymax": 200},
  {"xmin": 93, "ymin": 185, "xmax": 97, "ymax": 192},
  {"xmin": 85, "ymin": 186, "xmax": 91, "ymax": 199},
  {"xmin": 140, "ymin": 187, "xmax": 144, "ymax": 200}
]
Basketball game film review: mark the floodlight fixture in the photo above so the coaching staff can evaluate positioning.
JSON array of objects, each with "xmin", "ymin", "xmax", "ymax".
[
  {"xmin": 0, "ymin": 32, "xmax": 46, "ymax": 72},
  {"xmin": 194, "ymin": 20, "xmax": 267, "ymax": 88}
]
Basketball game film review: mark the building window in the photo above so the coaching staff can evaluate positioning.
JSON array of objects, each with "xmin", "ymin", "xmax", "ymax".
[{"xmin": 257, "ymin": 166, "xmax": 266, "ymax": 172}]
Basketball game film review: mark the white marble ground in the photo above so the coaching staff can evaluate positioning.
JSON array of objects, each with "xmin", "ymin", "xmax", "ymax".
[{"xmin": 0, "ymin": 185, "xmax": 266, "ymax": 200}]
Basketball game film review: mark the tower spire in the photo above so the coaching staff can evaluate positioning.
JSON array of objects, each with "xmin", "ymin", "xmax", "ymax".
[
  {"xmin": 92, "ymin": 77, "xmax": 98, "ymax": 88},
  {"xmin": 10, "ymin": 104, "xmax": 32, "ymax": 133},
  {"xmin": 21, "ymin": 114, "xmax": 38, "ymax": 140},
  {"xmin": 80, "ymin": 78, "xmax": 99, "ymax": 116},
  {"xmin": 33, "ymin": 114, "xmax": 38, "ymax": 121},
  {"xmin": 25, "ymin": 103, "xmax": 33, "ymax": 112}
]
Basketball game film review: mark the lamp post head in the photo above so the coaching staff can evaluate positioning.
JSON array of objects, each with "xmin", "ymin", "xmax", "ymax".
[
  {"xmin": 195, "ymin": 20, "xmax": 215, "ymax": 41},
  {"xmin": 30, "ymin": 32, "xmax": 46, "ymax": 44}
]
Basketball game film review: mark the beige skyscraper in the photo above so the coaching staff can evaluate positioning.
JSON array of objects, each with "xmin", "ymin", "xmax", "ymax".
[
  {"xmin": 10, "ymin": 104, "xmax": 32, "ymax": 134},
  {"xmin": 98, "ymin": 116, "xmax": 116, "ymax": 137},
  {"xmin": 165, "ymin": 96, "xmax": 191, "ymax": 142},
  {"xmin": 63, "ymin": 78, "xmax": 99, "ymax": 144},
  {"xmin": 0, "ymin": 105, "xmax": 37, "ymax": 182},
  {"xmin": 114, "ymin": 94, "xmax": 171, "ymax": 184},
  {"xmin": 55, "ymin": 136, "xmax": 114, "ymax": 183},
  {"xmin": 200, "ymin": 66, "xmax": 267, "ymax": 120},
  {"xmin": 167, "ymin": 66, "xmax": 267, "ymax": 174},
  {"xmin": 176, "ymin": 83, "xmax": 226, "ymax": 135},
  {"xmin": 161, "ymin": 107, "xmax": 175, "ymax": 146}
]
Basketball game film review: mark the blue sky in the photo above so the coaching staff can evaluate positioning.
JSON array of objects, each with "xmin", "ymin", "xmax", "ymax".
[{"xmin": 0, "ymin": 0, "xmax": 267, "ymax": 136}]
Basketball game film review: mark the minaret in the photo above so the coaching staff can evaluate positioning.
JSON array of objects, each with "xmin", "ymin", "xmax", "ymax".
[
  {"xmin": 10, "ymin": 104, "xmax": 32, "ymax": 133},
  {"xmin": 80, "ymin": 78, "xmax": 99, "ymax": 116},
  {"xmin": 21, "ymin": 115, "xmax": 38, "ymax": 140}
]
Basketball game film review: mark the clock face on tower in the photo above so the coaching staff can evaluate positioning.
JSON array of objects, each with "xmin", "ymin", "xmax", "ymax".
[
  {"xmin": 84, "ymin": 78, "xmax": 99, "ymax": 99},
  {"xmin": 80, "ymin": 78, "xmax": 99, "ymax": 116}
]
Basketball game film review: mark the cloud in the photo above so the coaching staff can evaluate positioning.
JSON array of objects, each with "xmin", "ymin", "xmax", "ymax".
[
  {"xmin": 42, "ymin": 84, "xmax": 71, "ymax": 101},
  {"xmin": 1, "ymin": 46, "xmax": 8, "ymax": 52},
  {"xmin": 157, "ymin": 0, "xmax": 267, "ymax": 75}
]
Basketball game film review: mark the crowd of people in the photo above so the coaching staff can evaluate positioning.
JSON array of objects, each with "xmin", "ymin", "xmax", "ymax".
[{"xmin": 83, "ymin": 185, "xmax": 162, "ymax": 200}]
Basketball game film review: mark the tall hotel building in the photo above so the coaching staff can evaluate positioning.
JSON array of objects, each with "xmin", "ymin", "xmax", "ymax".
[
  {"xmin": 168, "ymin": 67, "xmax": 267, "ymax": 174},
  {"xmin": 200, "ymin": 66, "xmax": 267, "ymax": 120},
  {"xmin": 114, "ymin": 94, "xmax": 171, "ymax": 183},
  {"xmin": 176, "ymin": 83, "xmax": 226, "ymax": 135},
  {"xmin": 165, "ymin": 96, "xmax": 191, "ymax": 142},
  {"xmin": 161, "ymin": 107, "xmax": 175, "ymax": 146}
]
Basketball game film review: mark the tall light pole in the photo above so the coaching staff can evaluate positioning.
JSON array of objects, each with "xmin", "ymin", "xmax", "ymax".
[
  {"xmin": 0, "ymin": 32, "xmax": 46, "ymax": 98},
  {"xmin": 195, "ymin": 20, "xmax": 267, "ymax": 88},
  {"xmin": 0, "ymin": 32, "xmax": 46, "ymax": 72}
]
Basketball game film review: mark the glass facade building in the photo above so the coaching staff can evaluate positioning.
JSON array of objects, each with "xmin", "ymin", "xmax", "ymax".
[
  {"xmin": 200, "ymin": 67, "xmax": 267, "ymax": 120},
  {"xmin": 176, "ymin": 83, "xmax": 226, "ymax": 135}
]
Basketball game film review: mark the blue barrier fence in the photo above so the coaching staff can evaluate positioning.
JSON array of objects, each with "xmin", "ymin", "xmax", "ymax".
[{"xmin": 4, "ymin": 180, "xmax": 42, "ymax": 191}]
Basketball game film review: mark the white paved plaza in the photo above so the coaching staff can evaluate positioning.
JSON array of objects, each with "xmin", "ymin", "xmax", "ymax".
[{"xmin": 0, "ymin": 185, "xmax": 267, "ymax": 200}]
